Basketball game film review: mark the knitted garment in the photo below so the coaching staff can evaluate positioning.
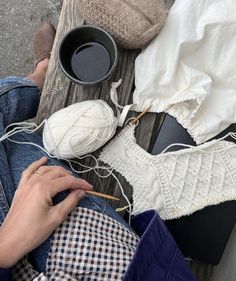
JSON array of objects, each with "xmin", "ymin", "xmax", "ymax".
[
  {"xmin": 99, "ymin": 125, "xmax": 236, "ymax": 220},
  {"xmin": 77, "ymin": 0, "xmax": 168, "ymax": 49}
]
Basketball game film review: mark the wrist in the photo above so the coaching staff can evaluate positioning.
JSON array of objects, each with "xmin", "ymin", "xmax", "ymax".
[{"xmin": 0, "ymin": 226, "xmax": 25, "ymax": 268}]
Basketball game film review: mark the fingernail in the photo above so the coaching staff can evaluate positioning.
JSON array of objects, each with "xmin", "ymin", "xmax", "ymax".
[
  {"xmin": 86, "ymin": 184, "xmax": 93, "ymax": 190},
  {"xmin": 76, "ymin": 190, "xmax": 86, "ymax": 198}
]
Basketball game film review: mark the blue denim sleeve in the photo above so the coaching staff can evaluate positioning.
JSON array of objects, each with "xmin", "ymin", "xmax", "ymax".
[{"xmin": 0, "ymin": 76, "xmax": 40, "ymax": 127}]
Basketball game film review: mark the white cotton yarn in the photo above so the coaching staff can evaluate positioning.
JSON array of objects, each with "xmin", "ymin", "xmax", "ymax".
[{"xmin": 43, "ymin": 100, "xmax": 118, "ymax": 158}]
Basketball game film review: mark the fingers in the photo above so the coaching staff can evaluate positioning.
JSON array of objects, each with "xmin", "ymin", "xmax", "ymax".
[
  {"xmin": 50, "ymin": 189, "xmax": 85, "ymax": 226},
  {"xmin": 50, "ymin": 176, "xmax": 92, "ymax": 196},
  {"xmin": 20, "ymin": 158, "xmax": 93, "ymax": 197},
  {"xmin": 36, "ymin": 166, "xmax": 72, "ymax": 180},
  {"xmin": 20, "ymin": 157, "xmax": 48, "ymax": 184}
]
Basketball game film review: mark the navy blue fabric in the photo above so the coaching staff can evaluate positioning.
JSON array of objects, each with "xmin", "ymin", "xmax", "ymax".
[
  {"xmin": 123, "ymin": 210, "xmax": 196, "ymax": 281},
  {"xmin": 0, "ymin": 268, "xmax": 11, "ymax": 280}
]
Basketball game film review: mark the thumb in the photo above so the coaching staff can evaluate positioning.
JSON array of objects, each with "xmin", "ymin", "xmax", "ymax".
[{"xmin": 51, "ymin": 190, "xmax": 85, "ymax": 227}]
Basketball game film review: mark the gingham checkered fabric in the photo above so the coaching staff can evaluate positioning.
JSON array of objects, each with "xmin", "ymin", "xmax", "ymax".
[
  {"xmin": 12, "ymin": 257, "xmax": 40, "ymax": 280},
  {"xmin": 46, "ymin": 207, "xmax": 139, "ymax": 280},
  {"xmin": 13, "ymin": 207, "xmax": 139, "ymax": 281}
]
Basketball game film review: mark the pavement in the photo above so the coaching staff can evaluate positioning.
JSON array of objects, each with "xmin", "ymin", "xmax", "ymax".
[{"xmin": 0, "ymin": 0, "xmax": 62, "ymax": 78}]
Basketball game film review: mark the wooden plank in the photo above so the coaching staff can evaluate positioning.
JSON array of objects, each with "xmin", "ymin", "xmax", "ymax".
[
  {"xmin": 64, "ymin": 51, "xmax": 164, "ymax": 211},
  {"xmin": 189, "ymin": 260, "xmax": 212, "ymax": 281},
  {"xmin": 36, "ymin": 0, "xmax": 84, "ymax": 124},
  {"xmin": 36, "ymin": 0, "xmax": 174, "ymax": 124},
  {"xmin": 67, "ymin": 48, "xmax": 139, "ymax": 106},
  {"xmin": 66, "ymin": 48, "xmax": 141, "ymax": 211},
  {"xmin": 36, "ymin": 0, "xmax": 213, "ymax": 279}
]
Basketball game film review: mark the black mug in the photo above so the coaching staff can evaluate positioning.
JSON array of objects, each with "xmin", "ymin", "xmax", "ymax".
[{"xmin": 59, "ymin": 25, "xmax": 118, "ymax": 86}]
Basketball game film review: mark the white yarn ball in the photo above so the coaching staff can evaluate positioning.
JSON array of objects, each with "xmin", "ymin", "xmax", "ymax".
[{"xmin": 43, "ymin": 100, "xmax": 118, "ymax": 158}]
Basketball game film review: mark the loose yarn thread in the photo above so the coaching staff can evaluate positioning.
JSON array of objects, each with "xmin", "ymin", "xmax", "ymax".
[
  {"xmin": 1, "ymin": 80, "xmax": 135, "ymax": 223},
  {"xmin": 160, "ymin": 133, "xmax": 236, "ymax": 154},
  {"xmin": 3, "ymin": 78, "xmax": 236, "ymax": 223},
  {"xmin": 3, "ymin": 121, "xmax": 133, "ymax": 223},
  {"xmin": 2, "ymin": 121, "xmax": 236, "ymax": 224}
]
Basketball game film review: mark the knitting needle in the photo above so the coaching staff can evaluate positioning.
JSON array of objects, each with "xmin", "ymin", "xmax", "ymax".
[
  {"xmin": 86, "ymin": 190, "xmax": 120, "ymax": 201},
  {"xmin": 131, "ymin": 105, "xmax": 153, "ymax": 124}
]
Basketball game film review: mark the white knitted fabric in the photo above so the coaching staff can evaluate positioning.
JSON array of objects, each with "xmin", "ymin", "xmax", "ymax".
[{"xmin": 99, "ymin": 125, "xmax": 236, "ymax": 220}]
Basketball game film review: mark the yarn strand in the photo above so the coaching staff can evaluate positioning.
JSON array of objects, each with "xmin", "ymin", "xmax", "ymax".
[
  {"xmin": 2, "ymin": 121, "xmax": 132, "ymax": 219},
  {"xmin": 160, "ymin": 132, "xmax": 236, "ymax": 154}
]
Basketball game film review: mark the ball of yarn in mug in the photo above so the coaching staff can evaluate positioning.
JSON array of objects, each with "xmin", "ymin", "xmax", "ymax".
[{"xmin": 43, "ymin": 100, "xmax": 118, "ymax": 158}]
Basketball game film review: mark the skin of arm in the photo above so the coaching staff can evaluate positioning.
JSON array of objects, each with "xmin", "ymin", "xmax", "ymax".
[{"xmin": 0, "ymin": 157, "xmax": 92, "ymax": 268}]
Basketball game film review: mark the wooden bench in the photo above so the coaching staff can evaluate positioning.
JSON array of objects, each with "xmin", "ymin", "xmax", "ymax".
[{"xmin": 36, "ymin": 0, "xmax": 213, "ymax": 279}]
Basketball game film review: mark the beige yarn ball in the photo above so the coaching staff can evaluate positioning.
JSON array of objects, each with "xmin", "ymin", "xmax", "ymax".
[
  {"xmin": 77, "ymin": 0, "xmax": 168, "ymax": 49},
  {"xmin": 43, "ymin": 100, "xmax": 118, "ymax": 158}
]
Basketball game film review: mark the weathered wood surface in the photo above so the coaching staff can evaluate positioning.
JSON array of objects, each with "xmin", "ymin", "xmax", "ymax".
[
  {"xmin": 36, "ymin": 0, "xmax": 164, "ymax": 208},
  {"xmin": 36, "ymin": 0, "xmax": 84, "ymax": 122},
  {"xmin": 36, "ymin": 0, "xmax": 213, "ymax": 280}
]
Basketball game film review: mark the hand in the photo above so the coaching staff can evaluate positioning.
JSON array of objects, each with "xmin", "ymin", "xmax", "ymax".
[{"xmin": 0, "ymin": 157, "xmax": 92, "ymax": 268}]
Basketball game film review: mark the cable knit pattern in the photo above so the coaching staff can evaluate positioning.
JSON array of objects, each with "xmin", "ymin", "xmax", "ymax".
[
  {"xmin": 77, "ymin": 0, "xmax": 168, "ymax": 49},
  {"xmin": 99, "ymin": 125, "xmax": 236, "ymax": 220}
]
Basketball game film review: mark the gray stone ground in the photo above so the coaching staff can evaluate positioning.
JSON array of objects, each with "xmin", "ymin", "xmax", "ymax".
[{"xmin": 0, "ymin": 0, "xmax": 63, "ymax": 78}]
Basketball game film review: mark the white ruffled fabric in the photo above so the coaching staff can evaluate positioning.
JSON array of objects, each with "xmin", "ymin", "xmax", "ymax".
[{"xmin": 133, "ymin": 0, "xmax": 236, "ymax": 144}]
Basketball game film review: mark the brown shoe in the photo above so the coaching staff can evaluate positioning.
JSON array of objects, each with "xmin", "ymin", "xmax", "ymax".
[{"xmin": 33, "ymin": 22, "xmax": 56, "ymax": 67}]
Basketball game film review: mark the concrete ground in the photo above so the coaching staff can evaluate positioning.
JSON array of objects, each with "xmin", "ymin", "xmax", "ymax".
[{"xmin": 0, "ymin": 0, "xmax": 62, "ymax": 78}]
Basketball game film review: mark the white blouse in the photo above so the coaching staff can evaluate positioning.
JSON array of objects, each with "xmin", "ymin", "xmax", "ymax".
[{"xmin": 133, "ymin": 0, "xmax": 236, "ymax": 144}]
